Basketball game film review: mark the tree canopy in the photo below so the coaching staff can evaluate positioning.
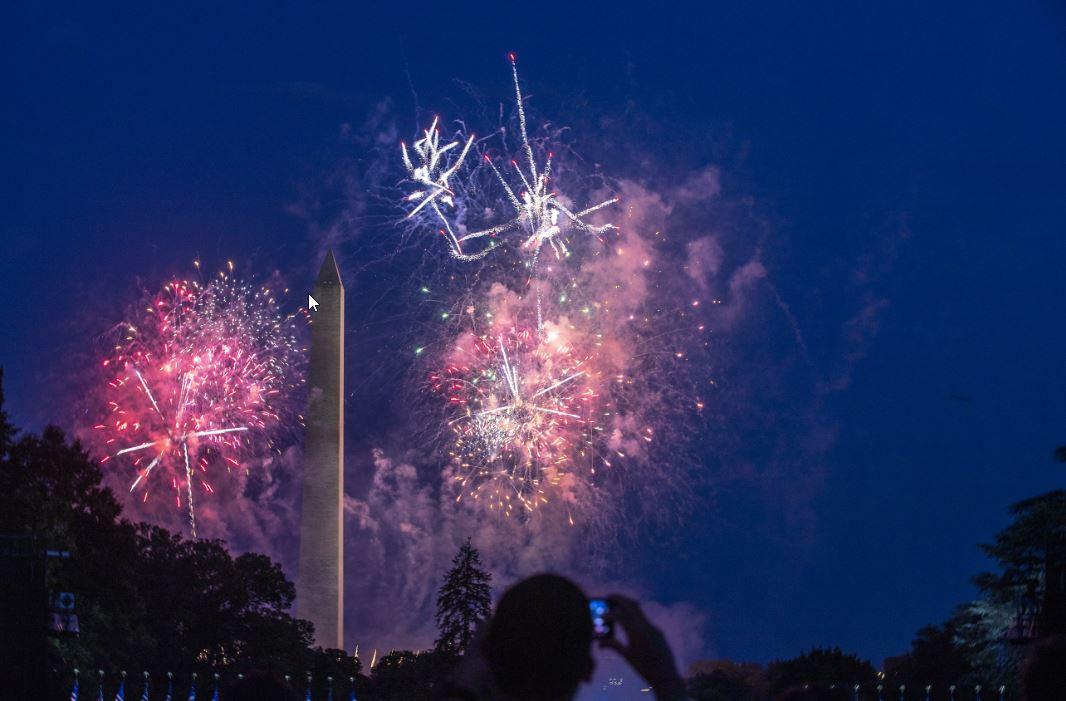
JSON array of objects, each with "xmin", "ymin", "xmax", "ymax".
[
  {"xmin": 764, "ymin": 647, "xmax": 877, "ymax": 695},
  {"xmin": 976, "ymin": 490, "xmax": 1066, "ymax": 612}
]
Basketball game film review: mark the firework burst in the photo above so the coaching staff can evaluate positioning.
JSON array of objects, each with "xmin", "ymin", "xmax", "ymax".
[
  {"xmin": 400, "ymin": 55, "xmax": 619, "ymax": 294},
  {"xmin": 431, "ymin": 321, "xmax": 603, "ymax": 519},
  {"xmin": 459, "ymin": 55, "xmax": 618, "ymax": 268},
  {"xmin": 400, "ymin": 117, "xmax": 484, "ymax": 260},
  {"xmin": 95, "ymin": 266, "xmax": 306, "ymax": 536}
]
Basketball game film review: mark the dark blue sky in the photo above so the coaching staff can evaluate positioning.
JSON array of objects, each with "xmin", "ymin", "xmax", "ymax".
[{"xmin": 3, "ymin": 1, "xmax": 1065, "ymax": 666}]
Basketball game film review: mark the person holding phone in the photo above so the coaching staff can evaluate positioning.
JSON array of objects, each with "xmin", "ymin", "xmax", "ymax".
[{"xmin": 438, "ymin": 573, "xmax": 688, "ymax": 701}]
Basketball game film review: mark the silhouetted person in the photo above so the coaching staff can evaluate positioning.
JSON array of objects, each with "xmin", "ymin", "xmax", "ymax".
[
  {"xmin": 483, "ymin": 573, "xmax": 593, "ymax": 700},
  {"xmin": 227, "ymin": 671, "xmax": 298, "ymax": 701},
  {"xmin": 1022, "ymin": 635, "xmax": 1066, "ymax": 701},
  {"xmin": 439, "ymin": 573, "xmax": 687, "ymax": 701}
]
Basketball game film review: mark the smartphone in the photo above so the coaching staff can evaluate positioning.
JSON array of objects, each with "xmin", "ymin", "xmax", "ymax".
[{"xmin": 589, "ymin": 598, "xmax": 613, "ymax": 639}]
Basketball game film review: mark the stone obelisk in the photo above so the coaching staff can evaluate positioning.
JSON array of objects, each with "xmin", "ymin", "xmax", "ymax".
[{"xmin": 297, "ymin": 250, "xmax": 344, "ymax": 649}]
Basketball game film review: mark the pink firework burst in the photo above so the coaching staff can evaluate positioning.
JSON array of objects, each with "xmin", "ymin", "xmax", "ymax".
[{"xmin": 95, "ymin": 268, "xmax": 306, "ymax": 536}]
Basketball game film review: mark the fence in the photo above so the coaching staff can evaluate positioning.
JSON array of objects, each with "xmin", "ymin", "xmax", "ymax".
[
  {"xmin": 67, "ymin": 670, "xmax": 1013, "ymax": 701},
  {"xmin": 774, "ymin": 683, "xmax": 1008, "ymax": 701},
  {"xmin": 67, "ymin": 669, "xmax": 358, "ymax": 701}
]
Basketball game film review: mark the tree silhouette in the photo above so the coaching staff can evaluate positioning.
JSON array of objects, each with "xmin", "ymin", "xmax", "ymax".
[
  {"xmin": 764, "ymin": 648, "xmax": 876, "ymax": 696},
  {"xmin": 976, "ymin": 489, "xmax": 1066, "ymax": 638},
  {"xmin": 883, "ymin": 622, "xmax": 972, "ymax": 691},
  {"xmin": 434, "ymin": 538, "xmax": 491, "ymax": 655},
  {"xmin": 370, "ymin": 649, "xmax": 453, "ymax": 701},
  {"xmin": 686, "ymin": 660, "xmax": 763, "ymax": 701}
]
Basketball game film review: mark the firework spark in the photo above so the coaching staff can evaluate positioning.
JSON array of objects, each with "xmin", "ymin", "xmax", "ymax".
[{"xmin": 95, "ymin": 269, "xmax": 306, "ymax": 536}]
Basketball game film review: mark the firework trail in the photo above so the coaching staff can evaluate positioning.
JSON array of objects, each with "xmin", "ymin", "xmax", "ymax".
[{"xmin": 95, "ymin": 266, "xmax": 306, "ymax": 536}]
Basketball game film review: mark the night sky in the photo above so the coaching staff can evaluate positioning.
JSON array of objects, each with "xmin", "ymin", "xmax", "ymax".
[{"xmin": 3, "ymin": 1, "xmax": 1066, "ymax": 670}]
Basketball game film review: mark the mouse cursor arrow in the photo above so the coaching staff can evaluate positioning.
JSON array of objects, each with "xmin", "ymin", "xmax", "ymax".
[{"xmin": 308, "ymin": 295, "xmax": 320, "ymax": 312}]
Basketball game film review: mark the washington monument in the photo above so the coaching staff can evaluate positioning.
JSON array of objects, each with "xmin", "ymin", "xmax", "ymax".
[{"xmin": 298, "ymin": 250, "xmax": 344, "ymax": 649}]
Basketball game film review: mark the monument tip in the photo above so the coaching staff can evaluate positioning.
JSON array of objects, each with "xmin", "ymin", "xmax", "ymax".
[{"xmin": 316, "ymin": 249, "xmax": 343, "ymax": 287}]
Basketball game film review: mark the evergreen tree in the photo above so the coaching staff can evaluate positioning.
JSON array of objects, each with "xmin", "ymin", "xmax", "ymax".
[
  {"xmin": 434, "ymin": 538, "xmax": 492, "ymax": 655},
  {"xmin": 975, "ymin": 490, "xmax": 1066, "ymax": 638}
]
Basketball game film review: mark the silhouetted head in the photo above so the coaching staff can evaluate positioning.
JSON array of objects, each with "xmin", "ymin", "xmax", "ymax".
[
  {"xmin": 1023, "ymin": 634, "xmax": 1066, "ymax": 701},
  {"xmin": 484, "ymin": 573, "xmax": 594, "ymax": 701},
  {"xmin": 226, "ymin": 671, "xmax": 297, "ymax": 701}
]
